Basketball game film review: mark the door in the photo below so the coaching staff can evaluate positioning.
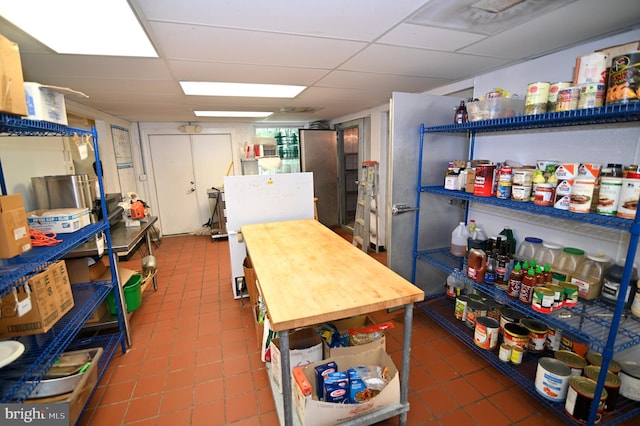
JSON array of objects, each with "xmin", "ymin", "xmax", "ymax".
[
  {"xmin": 299, "ymin": 129, "xmax": 339, "ymax": 227},
  {"xmin": 388, "ymin": 92, "xmax": 467, "ymax": 294},
  {"xmin": 149, "ymin": 134, "xmax": 232, "ymax": 235},
  {"xmin": 336, "ymin": 119, "xmax": 367, "ymax": 231}
]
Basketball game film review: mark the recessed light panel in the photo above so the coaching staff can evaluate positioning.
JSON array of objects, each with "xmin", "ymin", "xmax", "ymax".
[
  {"xmin": 194, "ymin": 111, "xmax": 273, "ymax": 118},
  {"xmin": 0, "ymin": 0, "xmax": 157, "ymax": 57},
  {"xmin": 181, "ymin": 82, "xmax": 306, "ymax": 98}
]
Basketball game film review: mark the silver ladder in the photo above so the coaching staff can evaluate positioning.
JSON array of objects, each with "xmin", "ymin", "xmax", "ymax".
[{"xmin": 353, "ymin": 161, "xmax": 379, "ymax": 253}]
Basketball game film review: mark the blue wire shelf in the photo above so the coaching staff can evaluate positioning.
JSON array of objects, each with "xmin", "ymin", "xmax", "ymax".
[
  {"xmin": 422, "ymin": 186, "xmax": 633, "ymax": 231},
  {"xmin": 0, "ymin": 223, "xmax": 109, "ymax": 298},
  {"xmin": 417, "ymin": 296, "xmax": 640, "ymax": 425},
  {"xmin": 0, "ymin": 114, "xmax": 93, "ymax": 137},
  {"xmin": 0, "ymin": 282, "xmax": 119, "ymax": 402},
  {"xmin": 416, "ymin": 247, "xmax": 640, "ymax": 354},
  {"xmin": 422, "ymin": 103, "xmax": 640, "ymax": 134}
]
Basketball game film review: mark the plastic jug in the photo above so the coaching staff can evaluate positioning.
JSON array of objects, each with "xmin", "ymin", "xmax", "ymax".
[
  {"xmin": 600, "ymin": 261, "xmax": 638, "ymax": 308},
  {"xmin": 451, "ymin": 222, "xmax": 469, "ymax": 257},
  {"xmin": 467, "ymin": 248, "xmax": 486, "ymax": 283}
]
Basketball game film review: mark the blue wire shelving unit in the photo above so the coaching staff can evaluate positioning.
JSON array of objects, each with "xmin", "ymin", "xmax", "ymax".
[{"xmin": 415, "ymin": 103, "xmax": 640, "ymax": 425}]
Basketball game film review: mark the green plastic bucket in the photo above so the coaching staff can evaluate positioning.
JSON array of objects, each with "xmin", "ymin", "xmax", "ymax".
[{"xmin": 107, "ymin": 273, "xmax": 142, "ymax": 314}]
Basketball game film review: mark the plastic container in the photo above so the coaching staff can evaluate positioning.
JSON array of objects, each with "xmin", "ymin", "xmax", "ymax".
[
  {"xmin": 107, "ymin": 274, "xmax": 143, "ymax": 314},
  {"xmin": 468, "ymin": 227, "xmax": 488, "ymax": 251},
  {"xmin": 451, "ymin": 222, "xmax": 469, "ymax": 257},
  {"xmin": 571, "ymin": 253, "xmax": 612, "ymax": 300},
  {"xmin": 553, "ymin": 248, "xmax": 586, "ymax": 282},
  {"xmin": 536, "ymin": 241, "xmax": 563, "ymax": 266},
  {"xmin": 600, "ymin": 261, "xmax": 638, "ymax": 308},
  {"xmin": 467, "ymin": 248, "xmax": 487, "ymax": 283},
  {"xmin": 516, "ymin": 237, "xmax": 543, "ymax": 262},
  {"xmin": 445, "ymin": 269, "xmax": 465, "ymax": 298}
]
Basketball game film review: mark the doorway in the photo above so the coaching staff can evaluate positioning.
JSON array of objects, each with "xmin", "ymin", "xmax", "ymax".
[
  {"xmin": 148, "ymin": 134, "xmax": 233, "ymax": 235},
  {"xmin": 336, "ymin": 118, "xmax": 367, "ymax": 231}
]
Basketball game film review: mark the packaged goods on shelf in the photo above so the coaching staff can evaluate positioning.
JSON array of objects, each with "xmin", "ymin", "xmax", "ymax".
[
  {"xmin": 0, "ymin": 34, "xmax": 27, "ymax": 116},
  {"xmin": 27, "ymin": 208, "xmax": 90, "ymax": 234},
  {"xmin": 0, "ymin": 194, "xmax": 31, "ymax": 259},
  {"xmin": 467, "ymin": 97, "xmax": 525, "ymax": 121},
  {"xmin": 0, "ymin": 260, "xmax": 74, "ymax": 338},
  {"xmin": 317, "ymin": 315, "xmax": 387, "ymax": 358}
]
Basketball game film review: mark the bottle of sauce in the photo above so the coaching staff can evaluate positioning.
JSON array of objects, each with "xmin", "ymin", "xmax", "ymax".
[
  {"xmin": 495, "ymin": 243, "xmax": 510, "ymax": 290},
  {"xmin": 542, "ymin": 263, "xmax": 553, "ymax": 284},
  {"xmin": 519, "ymin": 267, "xmax": 536, "ymax": 304},
  {"xmin": 484, "ymin": 253, "xmax": 496, "ymax": 285},
  {"xmin": 507, "ymin": 262, "xmax": 524, "ymax": 299},
  {"xmin": 454, "ymin": 100, "xmax": 468, "ymax": 124},
  {"xmin": 535, "ymin": 265, "xmax": 544, "ymax": 286}
]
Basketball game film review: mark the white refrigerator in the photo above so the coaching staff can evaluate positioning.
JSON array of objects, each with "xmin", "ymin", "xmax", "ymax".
[{"xmin": 223, "ymin": 173, "xmax": 315, "ymax": 298}]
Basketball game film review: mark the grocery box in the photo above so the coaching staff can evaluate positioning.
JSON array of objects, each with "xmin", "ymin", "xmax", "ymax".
[
  {"xmin": 319, "ymin": 315, "xmax": 386, "ymax": 358},
  {"xmin": 25, "ymin": 347, "xmax": 103, "ymax": 426},
  {"xmin": 0, "ymin": 260, "xmax": 75, "ymax": 338},
  {"xmin": 270, "ymin": 327, "xmax": 323, "ymax": 394},
  {"xmin": 0, "ymin": 34, "xmax": 27, "ymax": 116},
  {"xmin": 24, "ymin": 82, "xmax": 69, "ymax": 125},
  {"xmin": 0, "ymin": 194, "xmax": 31, "ymax": 259},
  {"xmin": 596, "ymin": 41, "xmax": 640, "ymax": 67},
  {"xmin": 467, "ymin": 97, "xmax": 525, "ymax": 121},
  {"xmin": 292, "ymin": 347, "xmax": 400, "ymax": 426},
  {"xmin": 28, "ymin": 208, "xmax": 90, "ymax": 234}
]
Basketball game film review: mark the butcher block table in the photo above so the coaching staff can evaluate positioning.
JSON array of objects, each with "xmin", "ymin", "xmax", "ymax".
[{"xmin": 241, "ymin": 219, "xmax": 424, "ymax": 426}]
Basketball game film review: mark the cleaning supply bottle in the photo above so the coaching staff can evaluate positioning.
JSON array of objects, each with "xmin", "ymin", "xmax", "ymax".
[{"xmin": 450, "ymin": 222, "xmax": 469, "ymax": 257}]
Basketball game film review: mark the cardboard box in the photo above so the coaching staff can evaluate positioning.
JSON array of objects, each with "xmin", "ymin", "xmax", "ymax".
[
  {"xmin": 320, "ymin": 315, "xmax": 386, "ymax": 358},
  {"xmin": 243, "ymin": 256, "xmax": 259, "ymax": 308},
  {"xmin": 270, "ymin": 327, "xmax": 323, "ymax": 394},
  {"xmin": 0, "ymin": 194, "xmax": 31, "ymax": 259},
  {"xmin": 0, "ymin": 260, "xmax": 75, "ymax": 338},
  {"xmin": 24, "ymin": 82, "xmax": 68, "ymax": 124},
  {"xmin": 66, "ymin": 258, "xmax": 108, "ymax": 284},
  {"xmin": 293, "ymin": 348, "xmax": 400, "ymax": 426},
  {"xmin": 0, "ymin": 34, "xmax": 27, "ymax": 116},
  {"xmin": 28, "ymin": 208, "xmax": 90, "ymax": 234},
  {"xmin": 596, "ymin": 41, "xmax": 640, "ymax": 67}
]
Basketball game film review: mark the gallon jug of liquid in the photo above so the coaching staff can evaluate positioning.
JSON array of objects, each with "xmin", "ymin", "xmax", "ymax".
[{"xmin": 451, "ymin": 222, "xmax": 469, "ymax": 257}]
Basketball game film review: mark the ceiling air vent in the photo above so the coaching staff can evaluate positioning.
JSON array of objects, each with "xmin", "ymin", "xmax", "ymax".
[{"xmin": 279, "ymin": 106, "xmax": 321, "ymax": 113}]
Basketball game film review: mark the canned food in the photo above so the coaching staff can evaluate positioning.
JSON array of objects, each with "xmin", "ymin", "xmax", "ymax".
[
  {"xmin": 555, "ymin": 349, "xmax": 587, "ymax": 376},
  {"xmin": 525, "ymin": 82, "xmax": 550, "ymax": 115},
  {"xmin": 545, "ymin": 326, "xmax": 563, "ymax": 351},
  {"xmin": 499, "ymin": 307, "xmax": 526, "ymax": 334},
  {"xmin": 569, "ymin": 178, "xmax": 596, "ymax": 213},
  {"xmin": 583, "ymin": 366, "xmax": 621, "ymax": 412},
  {"xmin": 499, "ymin": 343, "xmax": 512, "ymax": 362},
  {"xmin": 465, "ymin": 301, "xmax": 487, "ymax": 329},
  {"xmin": 521, "ymin": 318, "xmax": 548, "ymax": 353},
  {"xmin": 606, "ymin": 52, "xmax": 640, "ymax": 105},
  {"xmin": 565, "ymin": 376, "xmax": 608, "ymax": 423},
  {"xmin": 510, "ymin": 346, "xmax": 525, "ymax": 365},
  {"xmin": 617, "ymin": 175, "xmax": 640, "ymax": 219},
  {"xmin": 536, "ymin": 357, "xmax": 572, "ymax": 402},
  {"xmin": 532, "ymin": 287, "xmax": 555, "ymax": 313},
  {"xmin": 585, "ymin": 351, "xmax": 622, "ymax": 374},
  {"xmin": 474, "ymin": 316, "xmax": 499, "ymax": 350},
  {"xmin": 513, "ymin": 168, "xmax": 534, "ymax": 185},
  {"xmin": 548, "ymin": 82, "xmax": 572, "ymax": 111},
  {"xmin": 577, "ymin": 83, "xmax": 605, "ymax": 109},
  {"xmin": 512, "ymin": 185, "xmax": 532, "ymax": 202},
  {"xmin": 557, "ymin": 86, "xmax": 580, "ymax": 111},
  {"xmin": 503, "ymin": 322, "xmax": 530, "ymax": 353},
  {"xmin": 562, "ymin": 282, "xmax": 579, "ymax": 307},
  {"xmin": 454, "ymin": 295, "xmax": 471, "ymax": 321}
]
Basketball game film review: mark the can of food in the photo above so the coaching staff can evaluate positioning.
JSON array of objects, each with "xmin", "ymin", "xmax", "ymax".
[
  {"xmin": 583, "ymin": 366, "xmax": 621, "ymax": 412},
  {"xmin": 535, "ymin": 357, "xmax": 572, "ymax": 402},
  {"xmin": 503, "ymin": 322, "xmax": 530, "ymax": 352},
  {"xmin": 534, "ymin": 183, "xmax": 554, "ymax": 206},
  {"xmin": 499, "ymin": 307, "xmax": 526, "ymax": 334},
  {"xmin": 562, "ymin": 282, "xmax": 579, "ymax": 307},
  {"xmin": 454, "ymin": 295, "xmax": 471, "ymax": 321},
  {"xmin": 512, "ymin": 185, "xmax": 532, "ymax": 202},
  {"xmin": 510, "ymin": 346, "xmax": 525, "ymax": 365},
  {"xmin": 513, "ymin": 168, "xmax": 534, "ymax": 186},
  {"xmin": 548, "ymin": 82, "xmax": 572, "ymax": 111},
  {"xmin": 559, "ymin": 335, "xmax": 589, "ymax": 357},
  {"xmin": 585, "ymin": 351, "xmax": 622, "ymax": 374},
  {"xmin": 484, "ymin": 299, "xmax": 504, "ymax": 321},
  {"xmin": 606, "ymin": 51, "xmax": 640, "ymax": 105},
  {"xmin": 496, "ymin": 181, "xmax": 512, "ymax": 199},
  {"xmin": 474, "ymin": 316, "xmax": 500, "ymax": 350},
  {"xmin": 525, "ymin": 82, "xmax": 550, "ymax": 115},
  {"xmin": 499, "ymin": 343, "xmax": 512, "ymax": 362},
  {"xmin": 474, "ymin": 165, "xmax": 496, "ymax": 197},
  {"xmin": 597, "ymin": 177, "xmax": 623, "ymax": 216},
  {"xmin": 552, "ymin": 271, "xmax": 567, "ymax": 284},
  {"xmin": 578, "ymin": 83, "xmax": 605, "ymax": 109},
  {"xmin": 619, "ymin": 361, "xmax": 640, "ymax": 401},
  {"xmin": 575, "ymin": 52, "xmax": 609, "ymax": 85},
  {"xmin": 465, "ymin": 300, "xmax": 487, "ymax": 329},
  {"xmin": 569, "ymin": 178, "xmax": 596, "ymax": 213},
  {"xmin": 546, "ymin": 283, "xmax": 565, "ymax": 309},
  {"xmin": 532, "ymin": 286, "xmax": 555, "ymax": 313},
  {"xmin": 545, "ymin": 326, "xmax": 563, "ymax": 351},
  {"xmin": 617, "ymin": 174, "xmax": 640, "ymax": 219},
  {"xmin": 565, "ymin": 376, "xmax": 608, "ymax": 423},
  {"xmin": 555, "ymin": 349, "xmax": 588, "ymax": 376},
  {"xmin": 521, "ymin": 318, "xmax": 548, "ymax": 353},
  {"xmin": 557, "ymin": 86, "xmax": 581, "ymax": 111}
]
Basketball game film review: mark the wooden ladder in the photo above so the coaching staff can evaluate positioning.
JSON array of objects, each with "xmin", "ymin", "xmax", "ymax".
[{"xmin": 353, "ymin": 161, "xmax": 379, "ymax": 253}]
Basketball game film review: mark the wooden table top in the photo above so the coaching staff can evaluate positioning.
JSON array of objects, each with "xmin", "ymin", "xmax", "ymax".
[{"xmin": 241, "ymin": 219, "xmax": 424, "ymax": 332}]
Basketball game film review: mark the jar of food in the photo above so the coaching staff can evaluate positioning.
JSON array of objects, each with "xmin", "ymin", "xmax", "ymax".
[
  {"xmin": 571, "ymin": 253, "xmax": 612, "ymax": 300},
  {"xmin": 553, "ymin": 247, "xmax": 586, "ymax": 282},
  {"xmin": 534, "ymin": 183, "xmax": 554, "ymax": 206},
  {"xmin": 516, "ymin": 237, "xmax": 543, "ymax": 263}
]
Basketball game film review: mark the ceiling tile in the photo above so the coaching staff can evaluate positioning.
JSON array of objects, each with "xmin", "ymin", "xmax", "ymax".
[
  {"xmin": 377, "ymin": 23, "xmax": 486, "ymax": 51},
  {"xmin": 316, "ymin": 70, "xmax": 447, "ymax": 92}
]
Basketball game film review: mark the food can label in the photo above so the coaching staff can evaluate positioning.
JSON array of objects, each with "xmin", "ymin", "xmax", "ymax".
[
  {"xmin": 511, "ymin": 185, "xmax": 532, "ymax": 201},
  {"xmin": 617, "ymin": 177, "xmax": 640, "ymax": 219},
  {"xmin": 569, "ymin": 179, "xmax": 595, "ymax": 213},
  {"xmin": 496, "ymin": 182, "xmax": 512, "ymax": 199},
  {"xmin": 499, "ymin": 344, "xmax": 512, "ymax": 362},
  {"xmin": 578, "ymin": 84, "xmax": 605, "ymax": 109},
  {"xmin": 513, "ymin": 169, "xmax": 534, "ymax": 185},
  {"xmin": 454, "ymin": 297, "xmax": 468, "ymax": 320},
  {"xmin": 557, "ymin": 87, "xmax": 580, "ymax": 111},
  {"xmin": 606, "ymin": 52, "xmax": 640, "ymax": 105},
  {"xmin": 546, "ymin": 328, "xmax": 563, "ymax": 351},
  {"xmin": 548, "ymin": 82, "xmax": 572, "ymax": 111},
  {"xmin": 525, "ymin": 82, "xmax": 550, "ymax": 115},
  {"xmin": 597, "ymin": 177, "xmax": 623, "ymax": 215},
  {"xmin": 510, "ymin": 347, "xmax": 524, "ymax": 364}
]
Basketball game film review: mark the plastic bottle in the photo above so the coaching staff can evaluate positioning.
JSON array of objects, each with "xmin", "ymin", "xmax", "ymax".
[
  {"xmin": 468, "ymin": 226, "xmax": 488, "ymax": 251},
  {"xmin": 467, "ymin": 248, "xmax": 486, "ymax": 283},
  {"xmin": 571, "ymin": 254, "xmax": 611, "ymax": 300},
  {"xmin": 445, "ymin": 268, "xmax": 465, "ymax": 298},
  {"xmin": 516, "ymin": 237, "xmax": 543, "ymax": 263},
  {"xmin": 495, "ymin": 243, "xmax": 510, "ymax": 289},
  {"xmin": 507, "ymin": 262, "xmax": 524, "ymax": 299},
  {"xmin": 499, "ymin": 226, "xmax": 516, "ymax": 255},
  {"xmin": 535, "ymin": 265, "xmax": 544, "ymax": 286},
  {"xmin": 519, "ymin": 267, "xmax": 536, "ymax": 304},
  {"xmin": 600, "ymin": 261, "xmax": 638, "ymax": 308},
  {"xmin": 536, "ymin": 241, "xmax": 563, "ymax": 267},
  {"xmin": 450, "ymin": 222, "xmax": 469, "ymax": 257},
  {"xmin": 484, "ymin": 253, "xmax": 496, "ymax": 285},
  {"xmin": 553, "ymin": 247, "xmax": 586, "ymax": 282},
  {"xmin": 542, "ymin": 263, "xmax": 553, "ymax": 285}
]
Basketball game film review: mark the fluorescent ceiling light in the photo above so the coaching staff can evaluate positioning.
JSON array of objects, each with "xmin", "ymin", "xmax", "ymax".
[
  {"xmin": 195, "ymin": 111, "xmax": 273, "ymax": 118},
  {"xmin": 181, "ymin": 82, "xmax": 306, "ymax": 98},
  {"xmin": 0, "ymin": 0, "xmax": 157, "ymax": 57}
]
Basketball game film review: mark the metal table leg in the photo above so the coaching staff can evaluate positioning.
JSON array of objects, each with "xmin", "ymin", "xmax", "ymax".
[
  {"xmin": 145, "ymin": 228, "xmax": 158, "ymax": 291},
  {"xmin": 400, "ymin": 303, "xmax": 414, "ymax": 426},
  {"xmin": 280, "ymin": 329, "xmax": 293, "ymax": 426}
]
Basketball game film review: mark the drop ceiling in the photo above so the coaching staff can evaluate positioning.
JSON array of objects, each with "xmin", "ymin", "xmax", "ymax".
[{"xmin": 1, "ymin": 0, "xmax": 639, "ymax": 123}]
